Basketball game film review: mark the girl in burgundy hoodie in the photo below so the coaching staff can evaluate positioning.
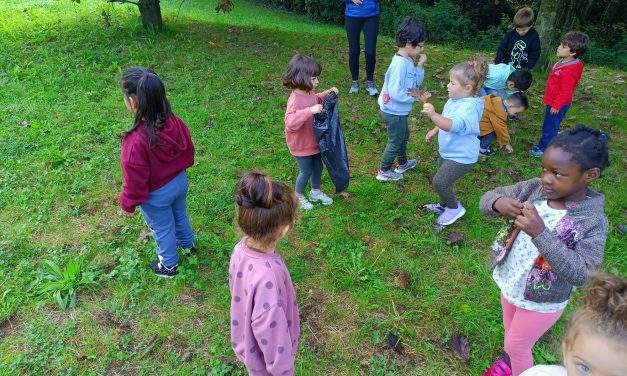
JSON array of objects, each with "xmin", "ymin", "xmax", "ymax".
[{"xmin": 118, "ymin": 67, "xmax": 195, "ymax": 278}]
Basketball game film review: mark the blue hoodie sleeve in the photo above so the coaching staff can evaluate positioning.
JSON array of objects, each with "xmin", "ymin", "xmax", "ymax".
[
  {"xmin": 386, "ymin": 62, "xmax": 415, "ymax": 104},
  {"xmin": 449, "ymin": 101, "xmax": 482, "ymax": 136}
]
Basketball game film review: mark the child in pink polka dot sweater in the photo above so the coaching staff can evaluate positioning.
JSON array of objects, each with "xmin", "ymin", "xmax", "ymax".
[{"xmin": 229, "ymin": 172, "xmax": 300, "ymax": 375}]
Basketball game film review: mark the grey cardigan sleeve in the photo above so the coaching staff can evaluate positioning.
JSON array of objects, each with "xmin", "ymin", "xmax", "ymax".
[
  {"xmin": 479, "ymin": 178, "xmax": 541, "ymax": 217},
  {"xmin": 532, "ymin": 217, "xmax": 609, "ymax": 286}
]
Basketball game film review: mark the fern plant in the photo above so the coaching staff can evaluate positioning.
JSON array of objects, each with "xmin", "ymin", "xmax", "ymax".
[{"xmin": 35, "ymin": 259, "xmax": 97, "ymax": 310}]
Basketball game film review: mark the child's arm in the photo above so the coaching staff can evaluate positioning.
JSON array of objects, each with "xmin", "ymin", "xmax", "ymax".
[
  {"xmin": 424, "ymin": 126, "xmax": 438, "ymax": 142},
  {"xmin": 495, "ymin": 32, "xmax": 510, "ymax": 64},
  {"xmin": 516, "ymin": 203, "xmax": 608, "ymax": 286},
  {"xmin": 119, "ymin": 144, "xmax": 150, "ymax": 216},
  {"xmin": 386, "ymin": 64, "xmax": 415, "ymax": 104},
  {"xmin": 479, "ymin": 178, "xmax": 540, "ymax": 218},
  {"xmin": 252, "ymin": 305, "xmax": 295, "ymax": 375},
  {"xmin": 420, "ymin": 103, "xmax": 452, "ymax": 131},
  {"xmin": 316, "ymin": 87, "xmax": 339, "ymax": 102},
  {"xmin": 488, "ymin": 110, "xmax": 511, "ymax": 147},
  {"xmin": 526, "ymin": 31, "xmax": 541, "ymax": 69},
  {"xmin": 284, "ymin": 102, "xmax": 320, "ymax": 131}
]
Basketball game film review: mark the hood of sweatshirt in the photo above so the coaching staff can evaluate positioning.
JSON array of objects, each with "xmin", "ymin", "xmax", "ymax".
[{"xmin": 142, "ymin": 114, "xmax": 192, "ymax": 163}]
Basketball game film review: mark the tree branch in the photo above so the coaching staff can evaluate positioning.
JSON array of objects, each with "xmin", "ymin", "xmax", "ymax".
[{"xmin": 109, "ymin": 0, "xmax": 139, "ymax": 6}]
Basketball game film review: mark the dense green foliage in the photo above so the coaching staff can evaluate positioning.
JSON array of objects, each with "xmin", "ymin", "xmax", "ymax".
[
  {"xmin": 249, "ymin": 0, "xmax": 626, "ymax": 68},
  {"xmin": 0, "ymin": 0, "xmax": 625, "ymax": 375}
]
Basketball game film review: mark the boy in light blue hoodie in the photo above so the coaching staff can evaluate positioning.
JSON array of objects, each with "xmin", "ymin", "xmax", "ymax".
[{"xmin": 376, "ymin": 16, "xmax": 429, "ymax": 182}]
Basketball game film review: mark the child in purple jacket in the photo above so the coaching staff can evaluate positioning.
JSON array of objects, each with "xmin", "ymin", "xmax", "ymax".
[{"xmin": 230, "ymin": 172, "xmax": 300, "ymax": 376}]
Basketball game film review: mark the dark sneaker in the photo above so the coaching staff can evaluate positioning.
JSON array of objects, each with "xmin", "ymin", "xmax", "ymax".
[
  {"xmin": 149, "ymin": 260, "xmax": 178, "ymax": 278},
  {"xmin": 480, "ymin": 147, "xmax": 496, "ymax": 156},
  {"xmin": 528, "ymin": 147, "xmax": 544, "ymax": 158}
]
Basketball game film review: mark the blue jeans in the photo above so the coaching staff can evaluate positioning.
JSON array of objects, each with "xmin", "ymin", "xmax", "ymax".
[
  {"xmin": 479, "ymin": 132, "xmax": 496, "ymax": 149},
  {"xmin": 140, "ymin": 171, "xmax": 194, "ymax": 268},
  {"xmin": 295, "ymin": 154, "xmax": 323, "ymax": 194},
  {"xmin": 537, "ymin": 104, "xmax": 571, "ymax": 151}
]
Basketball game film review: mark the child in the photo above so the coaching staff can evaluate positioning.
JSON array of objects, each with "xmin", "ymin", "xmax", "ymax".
[
  {"xmin": 230, "ymin": 172, "xmax": 300, "ymax": 375},
  {"xmin": 376, "ymin": 16, "xmax": 429, "ymax": 182},
  {"xmin": 520, "ymin": 272, "xmax": 627, "ymax": 376},
  {"xmin": 118, "ymin": 67, "xmax": 195, "ymax": 278},
  {"xmin": 479, "ymin": 124, "xmax": 610, "ymax": 376},
  {"xmin": 529, "ymin": 32, "xmax": 589, "ymax": 158},
  {"xmin": 495, "ymin": 6, "xmax": 541, "ymax": 70},
  {"xmin": 483, "ymin": 65, "xmax": 533, "ymax": 99},
  {"xmin": 479, "ymin": 92, "xmax": 529, "ymax": 156},
  {"xmin": 420, "ymin": 57, "xmax": 487, "ymax": 225},
  {"xmin": 283, "ymin": 54, "xmax": 338, "ymax": 209}
]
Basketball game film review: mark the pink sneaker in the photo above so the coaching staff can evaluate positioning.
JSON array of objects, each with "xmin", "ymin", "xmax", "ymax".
[
  {"xmin": 436, "ymin": 203, "xmax": 466, "ymax": 225},
  {"xmin": 481, "ymin": 357, "xmax": 512, "ymax": 376}
]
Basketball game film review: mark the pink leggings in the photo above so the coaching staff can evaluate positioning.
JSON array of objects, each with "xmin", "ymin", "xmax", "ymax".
[{"xmin": 500, "ymin": 294, "xmax": 564, "ymax": 376}]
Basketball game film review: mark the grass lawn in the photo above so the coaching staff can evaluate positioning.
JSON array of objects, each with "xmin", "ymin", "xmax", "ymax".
[{"xmin": 0, "ymin": 0, "xmax": 625, "ymax": 374}]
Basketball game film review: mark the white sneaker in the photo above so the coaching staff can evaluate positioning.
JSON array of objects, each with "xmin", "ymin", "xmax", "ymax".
[
  {"xmin": 298, "ymin": 195, "xmax": 314, "ymax": 210},
  {"xmin": 309, "ymin": 190, "xmax": 333, "ymax": 205}
]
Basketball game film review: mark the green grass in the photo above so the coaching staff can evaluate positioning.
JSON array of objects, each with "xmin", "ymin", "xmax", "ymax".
[{"xmin": 0, "ymin": 0, "xmax": 625, "ymax": 375}]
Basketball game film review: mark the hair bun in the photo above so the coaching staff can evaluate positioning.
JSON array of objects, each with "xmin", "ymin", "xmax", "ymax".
[
  {"xmin": 582, "ymin": 273, "xmax": 627, "ymax": 323},
  {"xmin": 235, "ymin": 172, "xmax": 274, "ymax": 209}
]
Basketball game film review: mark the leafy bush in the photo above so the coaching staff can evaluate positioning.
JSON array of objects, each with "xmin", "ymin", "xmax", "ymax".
[{"xmin": 35, "ymin": 259, "xmax": 97, "ymax": 310}]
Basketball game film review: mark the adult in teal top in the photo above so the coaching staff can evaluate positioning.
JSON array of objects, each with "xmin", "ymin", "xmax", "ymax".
[{"xmin": 340, "ymin": 0, "xmax": 381, "ymax": 96}]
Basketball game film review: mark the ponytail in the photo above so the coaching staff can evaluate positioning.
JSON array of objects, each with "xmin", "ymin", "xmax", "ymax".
[
  {"xmin": 119, "ymin": 67, "xmax": 172, "ymax": 146},
  {"xmin": 450, "ymin": 54, "xmax": 488, "ymax": 96}
]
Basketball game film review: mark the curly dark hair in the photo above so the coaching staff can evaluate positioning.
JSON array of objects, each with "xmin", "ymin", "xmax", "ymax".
[
  {"xmin": 548, "ymin": 124, "xmax": 610, "ymax": 173},
  {"xmin": 395, "ymin": 16, "xmax": 429, "ymax": 48}
]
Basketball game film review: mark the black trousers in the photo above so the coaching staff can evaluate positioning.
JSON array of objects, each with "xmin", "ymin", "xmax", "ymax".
[{"xmin": 345, "ymin": 15, "xmax": 379, "ymax": 82}]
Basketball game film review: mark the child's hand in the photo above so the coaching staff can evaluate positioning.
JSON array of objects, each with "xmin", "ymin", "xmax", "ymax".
[
  {"xmin": 550, "ymin": 107, "xmax": 559, "ymax": 115},
  {"xmin": 417, "ymin": 54, "xmax": 427, "ymax": 68},
  {"xmin": 121, "ymin": 209, "xmax": 135, "ymax": 218},
  {"xmin": 421, "ymin": 103, "xmax": 435, "ymax": 117},
  {"xmin": 310, "ymin": 104, "xmax": 323, "ymax": 114},
  {"xmin": 515, "ymin": 201, "xmax": 546, "ymax": 238},
  {"xmin": 493, "ymin": 197, "xmax": 523, "ymax": 219},
  {"xmin": 502, "ymin": 144, "xmax": 514, "ymax": 153},
  {"xmin": 418, "ymin": 91, "xmax": 431, "ymax": 103},
  {"xmin": 425, "ymin": 127, "xmax": 438, "ymax": 143},
  {"xmin": 328, "ymin": 87, "xmax": 339, "ymax": 95},
  {"xmin": 351, "ymin": 0, "xmax": 363, "ymax": 4}
]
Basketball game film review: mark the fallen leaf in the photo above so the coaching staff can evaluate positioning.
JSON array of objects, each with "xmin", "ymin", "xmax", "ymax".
[
  {"xmin": 138, "ymin": 229, "xmax": 151, "ymax": 241},
  {"xmin": 449, "ymin": 333, "xmax": 471, "ymax": 363},
  {"xmin": 393, "ymin": 269, "xmax": 409, "ymax": 289},
  {"xmin": 446, "ymin": 231, "xmax": 464, "ymax": 245},
  {"xmin": 183, "ymin": 352, "xmax": 193, "ymax": 362},
  {"xmin": 386, "ymin": 332, "xmax": 403, "ymax": 355}
]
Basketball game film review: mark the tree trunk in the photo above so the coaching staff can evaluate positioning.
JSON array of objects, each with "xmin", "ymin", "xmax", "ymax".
[
  {"xmin": 535, "ymin": 0, "xmax": 563, "ymax": 70},
  {"xmin": 138, "ymin": 0, "xmax": 162, "ymax": 31}
]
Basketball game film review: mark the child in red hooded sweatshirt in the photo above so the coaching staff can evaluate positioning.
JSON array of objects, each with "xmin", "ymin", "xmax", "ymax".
[{"xmin": 118, "ymin": 67, "xmax": 195, "ymax": 278}]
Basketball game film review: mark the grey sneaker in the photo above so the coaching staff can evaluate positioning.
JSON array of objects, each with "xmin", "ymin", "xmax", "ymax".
[
  {"xmin": 349, "ymin": 81, "xmax": 359, "ymax": 94},
  {"xmin": 298, "ymin": 195, "xmax": 314, "ymax": 210},
  {"xmin": 376, "ymin": 169, "xmax": 403, "ymax": 181},
  {"xmin": 394, "ymin": 159, "xmax": 417, "ymax": 174},
  {"xmin": 309, "ymin": 190, "xmax": 333, "ymax": 205},
  {"xmin": 365, "ymin": 81, "xmax": 379, "ymax": 96}
]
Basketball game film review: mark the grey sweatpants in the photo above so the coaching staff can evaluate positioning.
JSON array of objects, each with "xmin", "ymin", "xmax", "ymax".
[
  {"xmin": 379, "ymin": 111, "xmax": 409, "ymax": 171},
  {"xmin": 433, "ymin": 157, "xmax": 474, "ymax": 208}
]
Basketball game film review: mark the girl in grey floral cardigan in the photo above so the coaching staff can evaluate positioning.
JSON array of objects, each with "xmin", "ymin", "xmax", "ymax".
[{"xmin": 479, "ymin": 124, "xmax": 610, "ymax": 376}]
